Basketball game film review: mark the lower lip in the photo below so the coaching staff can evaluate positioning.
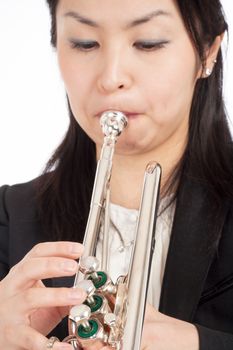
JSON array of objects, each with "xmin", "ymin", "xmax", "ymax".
[{"xmin": 124, "ymin": 113, "xmax": 141, "ymax": 120}]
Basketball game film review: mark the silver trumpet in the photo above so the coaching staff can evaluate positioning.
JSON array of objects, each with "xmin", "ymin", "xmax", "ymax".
[{"xmin": 61, "ymin": 111, "xmax": 161, "ymax": 349}]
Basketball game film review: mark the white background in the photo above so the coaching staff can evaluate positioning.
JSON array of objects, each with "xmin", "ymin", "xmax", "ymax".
[{"xmin": 0, "ymin": 1, "xmax": 233, "ymax": 185}]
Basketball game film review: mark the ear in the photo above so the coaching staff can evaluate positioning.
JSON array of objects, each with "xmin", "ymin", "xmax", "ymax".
[{"xmin": 201, "ymin": 33, "xmax": 225, "ymax": 79}]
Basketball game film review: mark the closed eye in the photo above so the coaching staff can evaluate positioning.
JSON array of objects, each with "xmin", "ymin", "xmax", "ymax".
[
  {"xmin": 134, "ymin": 40, "xmax": 169, "ymax": 51},
  {"xmin": 69, "ymin": 39, "xmax": 169, "ymax": 52},
  {"xmin": 70, "ymin": 40, "xmax": 99, "ymax": 51}
]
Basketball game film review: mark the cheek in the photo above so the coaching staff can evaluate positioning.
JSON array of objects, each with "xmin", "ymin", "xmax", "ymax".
[
  {"xmin": 143, "ymin": 53, "xmax": 197, "ymax": 125},
  {"xmin": 58, "ymin": 51, "xmax": 103, "ymax": 140},
  {"xmin": 58, "ymin": 50, "xmax": 89, "ymax": 103}
]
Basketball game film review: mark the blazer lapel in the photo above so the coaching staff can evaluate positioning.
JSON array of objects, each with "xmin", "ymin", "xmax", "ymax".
[{"xmin": 159, "ymin": 176, "xmax": 229, "ymax": 321}]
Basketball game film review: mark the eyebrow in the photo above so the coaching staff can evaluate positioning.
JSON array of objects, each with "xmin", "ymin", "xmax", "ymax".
[{"xmin": 63, "ymin": 10, "xmax": 172, "ymax": 29}]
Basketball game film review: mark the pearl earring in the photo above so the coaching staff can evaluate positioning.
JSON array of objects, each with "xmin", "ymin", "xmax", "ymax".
[
  {"xmin": 205, "ymin": 59, "xmax": 217, "ymax": 78},
  {"xmin": 205, "ymin": 68, "xmax": 212, "ymax": 77}
]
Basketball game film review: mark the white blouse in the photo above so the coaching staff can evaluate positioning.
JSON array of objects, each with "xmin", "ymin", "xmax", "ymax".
[{"xmin": 96, "ymin": 196, "xmax": 176, "ymax": 310}]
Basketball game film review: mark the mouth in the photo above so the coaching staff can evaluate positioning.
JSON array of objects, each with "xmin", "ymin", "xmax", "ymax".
[
  {"xmin": 95, "ymin": 110, "xmax": 142, "ymax": 120},
  {"xmin": 123, "ymin": 112, "xmax": 141, "ymax": 119}
]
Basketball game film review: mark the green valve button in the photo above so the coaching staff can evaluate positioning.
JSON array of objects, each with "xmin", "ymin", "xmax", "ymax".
[
  {"xmin": 89, "ymin": 271, "xmax": 107, "ymax": 289},
  {"xmin": 85, "ymin": 294, "xmax": 103, "ymax": 313},
  {"xmin": 77, "ymin": 319, "xmax": 99, "ymax": 339}
]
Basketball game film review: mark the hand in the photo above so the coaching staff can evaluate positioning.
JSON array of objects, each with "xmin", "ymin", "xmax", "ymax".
[
  {"xmin": 83, "ymin": 304, "xmax": 199, "ymax": 350},
  {"xmin": 0, "ymin": 241, "xmax": 86, "ymax": 350},
  {"xmin": 141, "ymin": 303, "xmax": 199, "ymax": 350},
  {"xmin": 84, "ymin": 304, "xmax": 199, "ymax": 350}
]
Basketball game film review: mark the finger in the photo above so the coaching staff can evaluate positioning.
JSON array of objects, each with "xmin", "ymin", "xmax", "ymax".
[
  {"xmin": 16, "ymin": 287, "xmax": 87, "ymax": 313},
  {"xmin": 144, "ymin": 303, "xmax": 171, "ymax": 323},
  {"xmin": 24, "ymin": 241, "xmax": 84, "ymax": 260},
  {"xmin": 5, "ymin": 324, "xmax": 72, "ymax": 350},
  {"xmin": 83, "ymin": 342, "xmax": 108, "ymax": 350},
  {"xmin": 6, "ymin": 257, "xmax": 80, "ymax": 293},
  {"xmin": 30, "ymin": 305, "xmax": 70, "ymax": 334},
  {"xmin": 144, "ymin": 303, "xmax": 158, "ymax": 322}
]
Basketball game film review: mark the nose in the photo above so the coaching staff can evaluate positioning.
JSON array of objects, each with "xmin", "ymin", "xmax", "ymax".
[{"xmin": 97, "ymin": 49, "xmax": 133, "ymax": 94}]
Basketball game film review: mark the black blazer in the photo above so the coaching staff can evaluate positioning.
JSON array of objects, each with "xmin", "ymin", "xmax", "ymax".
[{"xmin": 0, "ymin": 175, "xmax": 233, "ymax": 349}]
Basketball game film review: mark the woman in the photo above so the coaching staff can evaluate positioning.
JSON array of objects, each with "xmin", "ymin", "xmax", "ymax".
[{"xmin": 0, "ymin": 0, "xmax": 233, "ymax": 349}]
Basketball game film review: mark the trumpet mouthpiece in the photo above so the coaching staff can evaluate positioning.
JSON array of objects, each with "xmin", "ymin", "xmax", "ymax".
[{"xmin": 100, "ymin": 111, "xmax": 128, "ymax": 137}]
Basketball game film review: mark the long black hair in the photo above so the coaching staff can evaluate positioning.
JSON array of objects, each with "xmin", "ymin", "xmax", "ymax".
[{"xmin": 39, "ymin": 0, "xmax": 232, "ymax": 241}]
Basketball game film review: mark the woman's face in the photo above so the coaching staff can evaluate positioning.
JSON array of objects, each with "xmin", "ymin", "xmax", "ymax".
[{"xmin": 56, "ymin": 0, "xmax": 201, "ymax": 156}]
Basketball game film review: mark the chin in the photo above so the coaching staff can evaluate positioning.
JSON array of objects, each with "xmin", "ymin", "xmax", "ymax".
[{"xmin": 114, "ymin": 140, "xmax": 146, "ymax": 156}]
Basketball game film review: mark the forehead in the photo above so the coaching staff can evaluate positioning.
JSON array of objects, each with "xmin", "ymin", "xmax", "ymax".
[{"xmin": 57, "ymin": 0, "xmax": 181, "ymax": 28}]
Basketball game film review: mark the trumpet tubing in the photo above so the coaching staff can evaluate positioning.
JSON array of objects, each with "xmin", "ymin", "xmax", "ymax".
[{"xmin": 60, "ymin": 111, "xmax": 161, "ymax": 349}]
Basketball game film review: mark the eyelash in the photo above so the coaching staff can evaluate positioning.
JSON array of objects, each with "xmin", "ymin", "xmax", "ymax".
[
  {"xmin": 69, "ymin": 40, "xmax": 169, "ymax": 52},
  {"xmin": 70, "ymin": 40, "xmax": 99, "ymax": 51},
  {"xmin": 134, "ymin": 40, "xmax": 169, "ymax": 51}
]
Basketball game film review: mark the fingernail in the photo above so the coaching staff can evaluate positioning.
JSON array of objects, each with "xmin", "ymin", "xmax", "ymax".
[
  {"xmin": 61, "ymin": 260, "xmax": 77, "ymax": 272},
  {"xmin": 70, "ymin": 243, "xmax": 84, "ymax": 255},
  {"xmin": 53, "ymin": 343, "xmax": 73, "ymax": 350},
  {"xmin": 68, "ymin": 288, "xmax": 86, "ymax": 301}
]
